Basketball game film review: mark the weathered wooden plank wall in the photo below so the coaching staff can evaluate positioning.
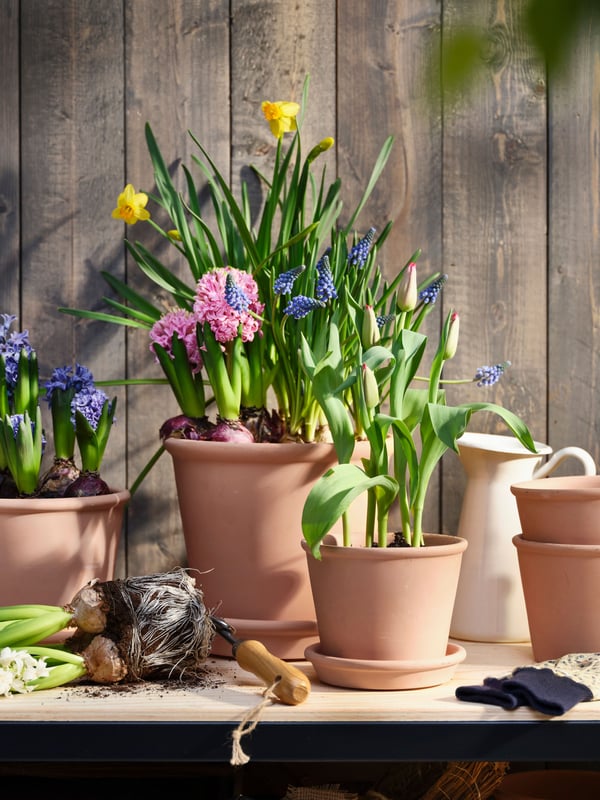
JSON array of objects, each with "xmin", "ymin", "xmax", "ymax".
[{"xmin": 1, "ymin": 0, "xmax": 599, "ymax": 577}]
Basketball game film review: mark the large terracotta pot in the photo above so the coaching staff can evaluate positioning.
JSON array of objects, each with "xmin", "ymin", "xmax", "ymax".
[
  {"xmin": 513, "ymin": 533, "xmax": 600, "ymax": 661},
  {"xmin": 302, "ymin": 534, "xmax": 468, "ymax": 689},
  {"xmin": 164, "ymin": 438, "xmax": 369, "ymax": 659},
  {"xmin": 511, "ymin": 474, "xmax": 600, "ymax": 544},
  {"xmin": 0, "ymin": 490, "xmax": 129, "ymax": 607},
  {"xmin": 451, "ymin": 433, "xmax": 594, "ymax": 643}
]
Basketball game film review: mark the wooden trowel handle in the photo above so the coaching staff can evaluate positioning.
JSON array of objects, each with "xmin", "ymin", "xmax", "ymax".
[{"xmin": 233, "ymin": 639, "xmax": 311, "ymax": 705}]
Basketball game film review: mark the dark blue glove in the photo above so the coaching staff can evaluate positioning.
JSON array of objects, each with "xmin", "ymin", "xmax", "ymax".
[{"xmin": 456, "ymin": 667, "xmax": 592, "ymax": 715}]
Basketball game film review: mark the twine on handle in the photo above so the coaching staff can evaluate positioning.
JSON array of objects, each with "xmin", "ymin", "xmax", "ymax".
[{"xmin": 230, "ymin": 677, "xmax": 281, "ymax": 766}]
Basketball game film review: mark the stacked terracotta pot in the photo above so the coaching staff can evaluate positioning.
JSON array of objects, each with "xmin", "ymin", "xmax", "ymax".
[{"xmin": 511, "ymin": 474, "xmax": 600, "ymax": 661}]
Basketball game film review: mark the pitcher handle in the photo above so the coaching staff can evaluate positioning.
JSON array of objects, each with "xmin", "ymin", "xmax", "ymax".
[{"xmin": 533, "ymin": 446, "xmax": 597, "ymax": 479}]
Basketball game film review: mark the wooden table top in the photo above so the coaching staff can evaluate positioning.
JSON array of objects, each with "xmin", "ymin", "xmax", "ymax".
[{"xmin": 1, "ymin": 641, "xmax": 598, "ymax": 764}]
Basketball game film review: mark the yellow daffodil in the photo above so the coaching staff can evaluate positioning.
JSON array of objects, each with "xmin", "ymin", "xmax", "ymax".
[
  {"xmin": 111, "ymin": 184, "xmax": 151, "ymax": 225},
  {"xmin": 167, "ymin": 229, "xmax": 182, "ymax": 241},
  {"xmin": 261, "ymin": 100, "xmax": 300, "ymax": 139}
]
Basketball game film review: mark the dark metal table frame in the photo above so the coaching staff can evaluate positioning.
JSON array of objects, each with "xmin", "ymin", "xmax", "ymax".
[{"xmin": 1, "ymin": 720, "xmax": 598, "ymax": 764}]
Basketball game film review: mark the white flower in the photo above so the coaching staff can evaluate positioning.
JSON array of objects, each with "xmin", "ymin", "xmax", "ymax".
[
  {"xmin": 0, "ymin": 647, "xmax": 48, "ymax": 696},
  {"xmin": 0, "ymin": 646, "xmax": 16, "ymax": 667},
  {"xmin": 0, "ymin": 669, "xmax": 13, "ymax": 697}
]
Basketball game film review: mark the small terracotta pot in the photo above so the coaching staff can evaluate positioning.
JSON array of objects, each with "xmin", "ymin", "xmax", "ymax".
[
  {"xmin": 513, "ymin": 533, "xmax": 600, "ymax": 660},
  {"xmin": 0, "ymin": 490, "xmax": 129, "ymax": 607},
  {"xmin": 303, "ymin": 534, "xmax": 468, "ymax": 689},
  {"xmin": 511, "ymin": 475, "xmax": 600, "ymax": 544}
]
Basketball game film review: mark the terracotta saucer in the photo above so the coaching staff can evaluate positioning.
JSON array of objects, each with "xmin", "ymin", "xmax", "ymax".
[{"xmin": 304, "ymin": 642, "xmax": 466, "ymax": 690}]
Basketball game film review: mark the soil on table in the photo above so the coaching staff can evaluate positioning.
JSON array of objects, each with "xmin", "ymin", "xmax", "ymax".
[{"xmin": 53, "ymin": 659, "xmax": 228, "ymax": 699}]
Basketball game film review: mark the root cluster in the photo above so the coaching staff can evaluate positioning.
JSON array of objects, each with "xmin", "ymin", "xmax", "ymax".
[{"xmin": 66, "ymin": 568, "xmax": 215, "ymax": 684}]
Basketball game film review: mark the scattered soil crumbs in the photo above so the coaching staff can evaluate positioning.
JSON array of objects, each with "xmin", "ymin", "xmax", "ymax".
[{"xmin": 53, "ymin": 658, "xmax": 227, "ymax": 700}]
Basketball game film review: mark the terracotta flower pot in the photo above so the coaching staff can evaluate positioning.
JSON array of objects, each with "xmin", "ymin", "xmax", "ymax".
[
  {"xmin": 302, "ymin": 534, "xmax": 468, "ymax": 689},
  {"xmin": 0, "ymin": 490, "xmax": 129, "ymax": 607},
  {"xmin": 164, "ymin": 438, "xmax": 370, "ymax": 660},
  {"xmin": 511, "ymin": 475, "xmax": 600, "ymax": 544},
  {"xmin": 513, "ymin": 533, "xmax": 600, "ymax": 661}
]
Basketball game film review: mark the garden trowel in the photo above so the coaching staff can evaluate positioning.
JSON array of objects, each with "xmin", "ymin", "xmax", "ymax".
[{"xmin": 210, "ymin": 615, "xmax": 310, "ymax": 705}]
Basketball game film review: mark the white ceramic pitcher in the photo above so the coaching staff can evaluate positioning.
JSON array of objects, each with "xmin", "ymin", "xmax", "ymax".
[{"xmin": 450, "ymin": 432, "xmax": 596, "ymax": 643}]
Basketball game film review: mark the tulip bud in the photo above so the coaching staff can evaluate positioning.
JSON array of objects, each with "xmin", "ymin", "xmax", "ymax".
[
  {"xmin": 443, "ymin": 311, "xmax": 460, "ymax": 360},
  {"xmin": 362, "ymin": 363, "xmax": 380, "ymax": 410},
  {"xmin": 397, "ymin": 262, "xmax": 418, "ymax": 312},
  {"xmin": 361, "ymin": 305, "xmax": 380, "ymax": 348}
]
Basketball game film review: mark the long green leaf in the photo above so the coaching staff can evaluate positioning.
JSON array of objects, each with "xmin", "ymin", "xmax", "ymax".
[
  {"xmin": 453, "ymin": 401, "xmax": 537, "ymax": 453},
  {"xmin": 343, "ymin": 135, "xmax": 394, "ymax": 233},
  {"xmin": 100, "ymin": 271, "xmax": 162, "ymax": 320},
  {"xmin": 302, "ymin": 463, "xmax": 398, "ymax": 557},
  {"xmin": 126, "ymin": 241, "xmax": 195, "ymax": 303},
  {"xmin": 189, "ymin": 134, "xmax": 262, "ymax": 267},
  {"xmin": 58, "ymin": 308, "xmax": 150, "ymax": 330}
]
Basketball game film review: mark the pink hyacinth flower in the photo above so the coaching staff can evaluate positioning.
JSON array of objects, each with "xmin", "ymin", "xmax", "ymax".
[
  {"xmin": 149, "ymin": 309, "xmax": 203, "ymax": 373},
  {"xmin": 193, "ymin": 267, "xmax": 264, "ymax": 344}
]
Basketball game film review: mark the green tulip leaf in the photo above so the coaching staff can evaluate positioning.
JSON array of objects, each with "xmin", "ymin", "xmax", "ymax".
[{"xmin": 302, "ymin": 463, "xmax": 398, "ymax": 558}]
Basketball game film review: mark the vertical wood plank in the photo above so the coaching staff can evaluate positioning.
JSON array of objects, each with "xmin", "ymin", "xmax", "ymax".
[
  {"xmin": 0, "ymin": 0, "xmax": 20, "ymax": 318},
  {"xmin": 19, "ymin": 0, "xmax": 127, "ymax": 551},
  {"xmin": 441, "ymin": 0, "xmax": 548, "ymax": 535},
  {"xmin": 548, "ymin": 13, "xmax": 600, "ymax": 468},
  {"xmin": 124, "ymin": 0, "xmax": 230, "ymax": 574},
  {"xmin": 337, "ymin": 0, "xmax": 444, "ymax": 532},
  {"xmin": 229, "ymin": 0, "xmax": 337, "ymax": 228},
  {"xmin": 337, "ymin": 0, "xmax": 443, "ymax": 264}
]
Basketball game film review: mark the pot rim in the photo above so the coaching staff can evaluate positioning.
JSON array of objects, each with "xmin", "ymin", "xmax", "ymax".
[
  {"xmin": 164, "ymin": 436, "xmax": 370, "ymax": 465},
  {"xmin": 302, "ymin": 533, "xmax": 467, "ymax": 560},
  {"xmin": 0, "ymin": 488, "xmax": 130, "ymax": 512},
  {"xmin": 512, "ymin": 533, "xmax": 600, "ymax": 554},
  {"xmin": 511, "ymin": 474, "xmax": 600, "ymax": 497}
]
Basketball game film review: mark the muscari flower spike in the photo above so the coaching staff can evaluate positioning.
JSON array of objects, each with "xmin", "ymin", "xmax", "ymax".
[
  {"xmin": 419, "ymin": 274, "xmax": 448, "ymax": 305},
  {"xmin": 274, "ymin": 265, "xmax": 306, "ymax": 296},
  {"xmin": 347, "ymin": 227, "xmax": 376, "ymax": 269},
  {"xmin": 283, "ymin": 296, "xmax": 325, "ymax": 320},
  {"xmin": 474, "ymin": 361, "xmax": 511, "ymax": 387},
  {"xmin": 224, "ymin": 273, "xmax": 251, "ymax": 313},
  {"xmin": 315, "ymin": 253, "xmax": 337, "ymax": 302},
  {"xmin": 376, "ymin": 313, "xmax": 396, "ymax": 328}
]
